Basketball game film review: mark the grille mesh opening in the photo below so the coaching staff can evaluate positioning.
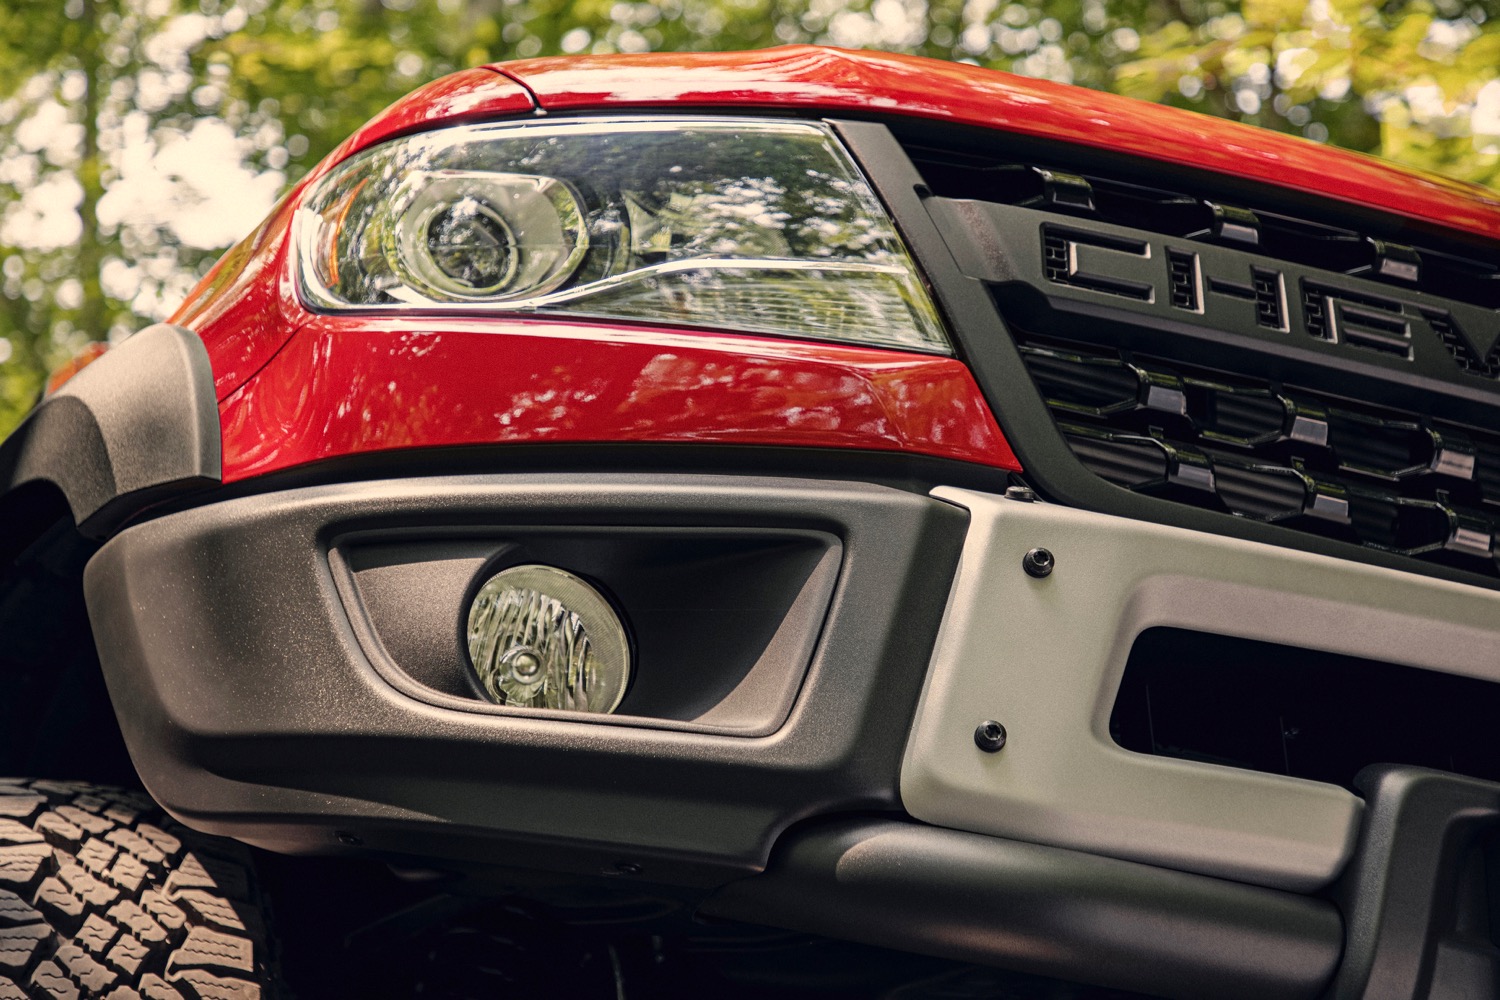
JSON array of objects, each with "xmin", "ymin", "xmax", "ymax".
[{"xmin": 1110, "ymin": 628, "xmax": 1500, "ymax": 791}]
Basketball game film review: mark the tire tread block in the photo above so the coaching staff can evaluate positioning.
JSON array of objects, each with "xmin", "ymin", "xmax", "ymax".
[
  {"xmin": 0, "ymin": 797, "xmax": 45, "ymax": 822},
  {"xmin": 78, "ymin": 912, "xmax": 119, "ymax": 956},
  {"xmin": 0, "ymin": 890, "xmax": 41, "ymax": 928},
  {"xmin": 35, "ymin": 814, "xmax": 84, "ymax": 854},
  {"xmin": 133, "ymin": 829, "xmax": 181, "ymax": 865},
  {"xmin": 163, "ymin": 857, "xmax": 248, "ymax": 904},
  {"xmin": 167, "ymin": 928, "xmax": 254, "ymax": 976},
  {"xmin": 29, "ymin": 958, "xmax": 80, "ymax": 1000},
  {"xmin": 0, "ymin": 844, "xmax": 52, "ymax": 893},
  {"xmin": 0, "ymin": 822, "xmax": 42, "ymax": 848},
  {"xmin": 0, "ymin": 921, "xmax": 49, "ymax": 974},
  {"xmin": 57, "ymin": 862, "xmax": 121, "ymax": 910},
  {"xmin": 106, "ymin": 832, "xmax": 166, "ymax": 871},
  {"xmin": 56, "ymin": 941, "xmax": 120, "ymax": 993},
  {"xmin": 103, "ymin": 807, "xmax": 141, "ymax": 829},
  {"xmin": 77, "ymin": 840, "xmax": 119, "ymax": 881},
  {"xmin": 104, "ymin": 902, "xmax": 169, "ymax": 948},
  {"xmin": 137, "ymin": 974, "xmax": 185, "ymax": 1000},
  {"xmin": 168, "ymin": 968, "xmax": 260, "ymax": 1000},
  {"xmin": 109, "ymin": 854, "xmax": 152, "ymax": 896},
  {"xmin": 35, "ymin": 876, "xmax": 86, "ymax": 934},
  {"xmin": 56, "ymin": 808, "xmax": 112, "ymax": 838},
  {"xmin": 170, "ymin": 892, "xmax": 261, "ymax": 938},
  {"xmin": 0, "ymin": 782, "xmax": 270, "ymax": 998},
  {"xmin": 139, "ymin": 893, "xmax": 186, "ymax": 936},
  {"xmin": 107, "ymin": 933, "xmax": 152, "ymax": 978}
]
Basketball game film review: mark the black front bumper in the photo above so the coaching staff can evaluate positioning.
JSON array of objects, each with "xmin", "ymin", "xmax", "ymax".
[{"xmin": 80, "ymin": 472, "xmax": 1500, "ymax": 1000}]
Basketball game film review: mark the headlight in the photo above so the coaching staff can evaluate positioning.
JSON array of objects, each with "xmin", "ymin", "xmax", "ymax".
[{"xmin": 295, "ymin": 118, "xmax": 950, "ymax": 353}]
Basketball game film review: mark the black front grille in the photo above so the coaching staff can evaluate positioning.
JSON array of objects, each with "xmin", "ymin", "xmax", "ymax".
[
  {"xmin": 891, "ymin": 131, "xmax": 1500, "ymax": 582},
  {"xmin": 1021, "ymin": 337, "xmax": 1500, "ymax": 576}
]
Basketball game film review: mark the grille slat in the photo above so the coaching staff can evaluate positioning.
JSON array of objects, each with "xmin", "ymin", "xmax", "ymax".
[
  {"xmin": 1212, "ymin": 462, "xmax": 1309, "ymax": 521},
  {"xmin": 1203, "ymin": 390, "xmax": 1288, "ymax": 443},
  {"xmin": 1061, "ymin": 426, "xmax": 1170, "ymax": 488}
]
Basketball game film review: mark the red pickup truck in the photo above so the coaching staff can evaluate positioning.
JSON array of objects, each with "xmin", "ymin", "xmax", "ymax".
[{"xmin": 2, "ymin": 45, "xmax": 1499, "ymax": 1000}]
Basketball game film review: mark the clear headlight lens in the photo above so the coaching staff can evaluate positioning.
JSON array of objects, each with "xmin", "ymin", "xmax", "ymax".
[
  {"xmin": 295, "ymin": 118, "xmax": 950, "ymax": 353},
  {"xmin": 466, "ymin": 564, "xmax": 631, "ymax": 714}
]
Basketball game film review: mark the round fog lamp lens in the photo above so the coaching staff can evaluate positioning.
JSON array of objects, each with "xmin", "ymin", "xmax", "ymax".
[{"xmin": 466, "ymin": 564, "xmax": 630, "ymax": 714}]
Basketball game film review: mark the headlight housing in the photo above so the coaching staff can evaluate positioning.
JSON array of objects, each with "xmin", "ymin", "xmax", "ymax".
[{"xmin": 295, "ymin": 118, "xmax": 950, "ymax": 353}]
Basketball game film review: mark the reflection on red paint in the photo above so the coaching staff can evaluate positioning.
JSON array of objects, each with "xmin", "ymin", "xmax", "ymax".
[{"xmin": 218, "ymin": 316, "xmax": 1019, "ymax": 482}]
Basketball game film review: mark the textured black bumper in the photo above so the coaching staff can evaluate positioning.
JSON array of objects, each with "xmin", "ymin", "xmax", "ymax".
[{"xmin": 80, "ymin": 470, "xmax": 1500, "ymax": 999}]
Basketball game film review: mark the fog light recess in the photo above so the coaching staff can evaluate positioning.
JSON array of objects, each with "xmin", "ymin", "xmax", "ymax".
[{"xmin": 465, "ymin": 564, "xmax": 631, "ymax": 713}]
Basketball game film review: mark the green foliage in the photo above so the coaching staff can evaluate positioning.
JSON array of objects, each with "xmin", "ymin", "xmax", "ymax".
[
  {"xmin": 1115, "ymin": 0, "xmax": 1500, "ymax": 188},
  {"xmin": 0, "ymin": 0, "xmax": 1496, "ymax": 439}
]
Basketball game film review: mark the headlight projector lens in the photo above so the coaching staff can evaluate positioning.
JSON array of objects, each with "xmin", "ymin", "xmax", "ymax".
[
  {"xmin": 466, "ymin": 564, "xmax": 631, "ymax": 713},
  {"xmin": 387, "ymin": 170, "xmax": 587, "ymax": 302}
]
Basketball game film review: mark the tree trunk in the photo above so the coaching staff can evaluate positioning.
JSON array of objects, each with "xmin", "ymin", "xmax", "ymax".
[{"xmin": 76, "ymin": 0, "xmax": 106, "ymax": 341}]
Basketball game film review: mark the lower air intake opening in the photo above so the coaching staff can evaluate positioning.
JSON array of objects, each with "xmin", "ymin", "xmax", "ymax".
[{"xmin": 1109, "ymin": 627, "xmax": 1500, "ymax": 791}]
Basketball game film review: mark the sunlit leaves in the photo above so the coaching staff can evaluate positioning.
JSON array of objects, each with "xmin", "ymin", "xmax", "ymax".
[{"xmin": 1117, "ymin": 0, "xmax": 1500, "ymax": 189}]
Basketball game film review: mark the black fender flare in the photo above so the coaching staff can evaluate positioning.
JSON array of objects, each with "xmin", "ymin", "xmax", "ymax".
[{"xmin": 0, "ymin": 324, "xmax": 221, "ymax": 547}]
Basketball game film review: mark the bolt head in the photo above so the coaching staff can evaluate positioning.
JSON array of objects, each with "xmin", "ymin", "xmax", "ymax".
[
  {"xmin": 974, "ymin": 720, "xmax": 1008, "ymax": 753},
  {"xmin": 1022, "ymin": 547, "xmax": 1054, "ymax": 578}
]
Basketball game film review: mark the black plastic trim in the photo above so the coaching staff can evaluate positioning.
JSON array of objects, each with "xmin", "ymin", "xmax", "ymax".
[
  {"xmin": 833, "ymin": 119, "xmax": 1500, "ymax": 592},
  {"xmin": 1329, "ymin": 765, "xmax": 1500, "ymax": 999},
  {"xmin": 83, "ymin": 473, "xmax": 966, "ymax": 889},
  {"xmin": 133, "ymin": 442, "xmax": 1017, "ymax": 527},
  {"xmin": 0, "ymin": 324, "xmax": 220, "ymax": 549},
  {"xmin": 701, "ymin": 818, "xmax": 1343, "ymax": 1000}
]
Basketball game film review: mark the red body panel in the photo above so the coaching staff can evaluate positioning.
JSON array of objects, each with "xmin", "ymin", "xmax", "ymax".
[
  {"xmin": 216, "ymin": 316, "xmax": 1019, "ymax": 482},
  {"xmin": 170, "ymin": 191, "xmax": 308, "ymax": 400},
  {"xmin": 487, "ymin": 46, "xmax": 1500, "ymax": 242}
]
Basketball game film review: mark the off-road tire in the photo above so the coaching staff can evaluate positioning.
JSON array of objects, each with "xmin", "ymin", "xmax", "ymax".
[{"xmin": 0, "ymin": 779, "xmax": 277, "ymax": 1000}]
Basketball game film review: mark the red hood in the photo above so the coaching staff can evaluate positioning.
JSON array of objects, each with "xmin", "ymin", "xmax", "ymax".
[{"xmin": 447, "ymin": 45, "xmax": 1500, "ymax": 244}]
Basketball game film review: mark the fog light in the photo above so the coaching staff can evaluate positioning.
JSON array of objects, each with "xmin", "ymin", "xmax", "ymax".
[{"xmin": 466, "ymin": 564, "xmax": 631, "ymax": 713}]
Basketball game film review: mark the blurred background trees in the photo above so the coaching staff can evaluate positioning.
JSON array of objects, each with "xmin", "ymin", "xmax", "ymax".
[{"xmin": 0, "ymin": 0, "xmax": 1496, "ymax": 435}]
